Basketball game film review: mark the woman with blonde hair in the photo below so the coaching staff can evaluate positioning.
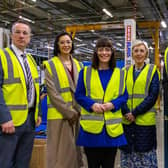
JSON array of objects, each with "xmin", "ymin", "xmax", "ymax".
[{"xmin": 120, "ymin": 39, "xmax": 160, "ymax": 168}]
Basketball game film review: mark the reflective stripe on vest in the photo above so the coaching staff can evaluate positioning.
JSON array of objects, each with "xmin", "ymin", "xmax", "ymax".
[
  {"xmin": 47, "ymin": 101, "xmax": 72, "ymax": 108},
  {"xmin": 106, "ymin": 118, "xmax": 122, "ymax": 125},
  {"xmin": 3, "ymin": 49, "xmax": 21, "ymax": 84},
  {"xmin": 48, "ymin": 60, "xmax": 71, "ymax": 93},
  {"xmin": 145, "ymin": 64, "xmax": 154, "ymax": 96},
  {"xmin": 8, "ymin": 105, "xmax": 27, "ymax": 110},
  {"xmin": 80, "ymin": 67, "xmax": 125, "ymax": 137},
  {"xmin": 81, "ymin": 115, "xmax": 122, "ymax": 125},
  {"xmin": 81, "ymin": 115, "xmax": 104, "ymax": 121}
]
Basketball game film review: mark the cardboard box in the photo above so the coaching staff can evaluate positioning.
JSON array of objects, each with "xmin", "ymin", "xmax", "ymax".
[{"xmin": 30, "ymin": 138, "xmax": 46, "ymax": 168}]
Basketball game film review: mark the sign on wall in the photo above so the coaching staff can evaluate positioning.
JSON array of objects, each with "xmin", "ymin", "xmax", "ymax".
[{"xmin": 124, "ymin": 19, "xmax": 136, "ymax": 66}]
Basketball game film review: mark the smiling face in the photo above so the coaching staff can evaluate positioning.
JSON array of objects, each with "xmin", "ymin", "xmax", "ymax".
[
  {"xmin": 97, "ymin": 47, "xmax": 112, "ymax": 66},
  {"xmin": 92, "ymin": 38, "xmax": 116, "ymax": 69},
  {"xmin": 132, "ymin": 44, "xmax": 148, "ymax": 68},
  {"xmin": 11, "ymin": 23, "xmax": 31, "ymax": 51},
  {"xmin": 58, "ymin": 35, "xmax": 72, "ymax": 56}
]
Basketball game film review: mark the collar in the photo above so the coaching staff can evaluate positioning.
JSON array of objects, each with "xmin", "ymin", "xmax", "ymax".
[
  {"xmin": 134, "ymin": 63, "xmax": 146, "ymax": 71},
  {"xmin": 11, "ymin": 44, "xmax": 25, "ymax": 57}
]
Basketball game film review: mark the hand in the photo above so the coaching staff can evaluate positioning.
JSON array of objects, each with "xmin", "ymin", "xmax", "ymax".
[
  {"xmin": 36, "ymin": 116, "xmax": 42, "ymax": 127},
  {"xmin": 125, "ymin": 112, "xmax": 135, "ymax": 122},
  {"xmin": 1, "ymin": 120, "xmax": 15, "ymax": 134},
  {"xmin": 91, "ymin": 103, "xmax": 104, "ymax": 114},
  {"xmin": 102, "ymin": 102, "xmax": 114, "ymax": 111},
  {"xmin": 40, "ymin": 93, "xmax": 47, "ymax": 100},
  {"xmin": 68, "ymin": 112, "xmax": 79, "ymax": 125}
]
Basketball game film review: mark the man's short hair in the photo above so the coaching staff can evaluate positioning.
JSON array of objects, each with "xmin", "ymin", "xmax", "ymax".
[{"xmin": 11, "ymin": 20, "xmax": 31, "ymax": 34}]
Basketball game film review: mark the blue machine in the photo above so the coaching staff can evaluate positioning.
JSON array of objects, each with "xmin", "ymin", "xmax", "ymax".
[{"xmin": 35, "ymin": 86, "xmax": 48, "ymax": 138}]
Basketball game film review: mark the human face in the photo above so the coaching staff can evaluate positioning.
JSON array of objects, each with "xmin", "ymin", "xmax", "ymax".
[
  {"xmin": 97, "ymin": 47, "xmax": 112, "ymax": 67},
  {"xmin": 132, "ymin": 44, "xmax": 147, "ymax": 68},
  {"xmin": 58, "ymin": 35, "xmax": 72, "ymax": 56},
  {"xmin": 11, "ymin": 23, "xmax": 31, "ymax": 51}
]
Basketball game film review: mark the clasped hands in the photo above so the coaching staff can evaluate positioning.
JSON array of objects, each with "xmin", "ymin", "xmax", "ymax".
[
  {"xmin": 124, "ymin": 112, "xmax": 135, "ymax": 122},
  {"xmin": 68, "ymin": 111, "xmax": 80, "ymax": 125},
  {"xmin": 91, "ymin": 102, "xmax": 114, "ymax": 114}
]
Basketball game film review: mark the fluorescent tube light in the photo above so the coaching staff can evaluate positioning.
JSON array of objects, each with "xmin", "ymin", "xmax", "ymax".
[
  {"xmin": 45, "ymin": 46, "xmax": 54, "ymax": 50},
  {"xmin": 102, "ymin": 8, "xmax": 113, "ymax": 18},
  {"xmin": 74, "ymin": 37, "xmax": 82, "ymax": 42},
  {"xmin": 116, "ymin": 42, "xmax": 122, "ymax": 47},
  {"xmin": 19, "ymin": 15, "xmax": 35, "ymax": 24},
  {"xmin": 161, "ymin": 20, "xmax": 167, "ymax": 28}
]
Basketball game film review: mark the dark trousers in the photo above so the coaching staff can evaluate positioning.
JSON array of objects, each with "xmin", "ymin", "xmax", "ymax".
[
  {"xmin": 0, "ymin": 111, "xmax": 35, "ymax": 168},
  {"xmin": 84, "ymin": 147, "xmax": 117, "ymax": 168}
]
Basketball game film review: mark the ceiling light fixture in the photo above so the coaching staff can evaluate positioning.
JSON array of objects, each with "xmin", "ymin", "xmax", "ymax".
[
  {"xmin": 76, "ymin": 44, "xmax": 87, "ymax": 47},
  {"xmin": 19, "ymin": 15, "xmax": 35, "ymax": 23},
  {"xmin": 45, "ymin": 45, "xmax": 54, "ymax": 50},
  {"xmin": 102, "ymin": 8, "xmax": 113, "ymax": 18},
  {"xmin": 74, "ymin": 37, "xmax": 82, "ymax": 42},
  {"xmin": 48, "ymin": 0, "xmax": 68, "ymax": 2},
  {"xmin": 116, "ymin": 42, "xmax": 122, "ymax": 47},
  {"xmin": 161, "ymin": 20, "xmax": 167, "ymax": 28}
]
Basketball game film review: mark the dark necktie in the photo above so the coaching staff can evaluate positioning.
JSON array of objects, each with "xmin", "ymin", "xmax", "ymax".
[{"xmin": 22, "ymin": 54, "xmax": 34, "ymax": 103}]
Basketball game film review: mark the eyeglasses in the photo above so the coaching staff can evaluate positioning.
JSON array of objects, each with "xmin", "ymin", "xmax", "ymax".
[{"xmin": 58, "ymin": 40, "xmax": 72, "ymax": 45}]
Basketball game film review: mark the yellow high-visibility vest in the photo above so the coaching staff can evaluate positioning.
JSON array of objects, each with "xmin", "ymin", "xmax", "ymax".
[
  {"xmin": 44, "ymin": 56, "xmax": 82, "ymax": 120},
  {"xmin": 164, "ymin": 47, "xmax": 168, "ymax": 75},
  {"xmin": 0, "ymin": 48, "xmax": 40, "ymax": 126},
  {"xmin": 123, "ymin": 64, "xmax": 157, "ymax": 125},
  {"xmin": 80, "ymin": 66, "xmax": 126, "ymax": 138}
]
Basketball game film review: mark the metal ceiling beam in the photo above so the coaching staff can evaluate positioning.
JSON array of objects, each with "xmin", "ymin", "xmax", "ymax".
[
  {"xmin": 66, "ymin": 23, "xmax": 124, "ymax": 38},
  {"xmin": 137, "ymin": 21, "xmax": 160, "ymax": 28},
  {"xmin": 66, "ymin": 21, "xmax": 160, "ymax": 67}
]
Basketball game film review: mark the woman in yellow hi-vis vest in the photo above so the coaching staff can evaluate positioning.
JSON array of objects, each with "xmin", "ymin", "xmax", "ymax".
[
  {"xmin": 75, "ymin": 38, "xmax": 128, "ymax": 168},
  {"xmin": 120, "ymin": 40, "xmax": 160, "ymax": 168},
  {"xmin": 44, "ymin": 32, "xmax": 83, "ymax": 168}
]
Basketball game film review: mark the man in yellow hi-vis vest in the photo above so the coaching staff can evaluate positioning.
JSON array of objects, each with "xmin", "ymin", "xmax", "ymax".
[{"xmin": 0, "ymin": 20, "xmax": 41, "ymax": 168}]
